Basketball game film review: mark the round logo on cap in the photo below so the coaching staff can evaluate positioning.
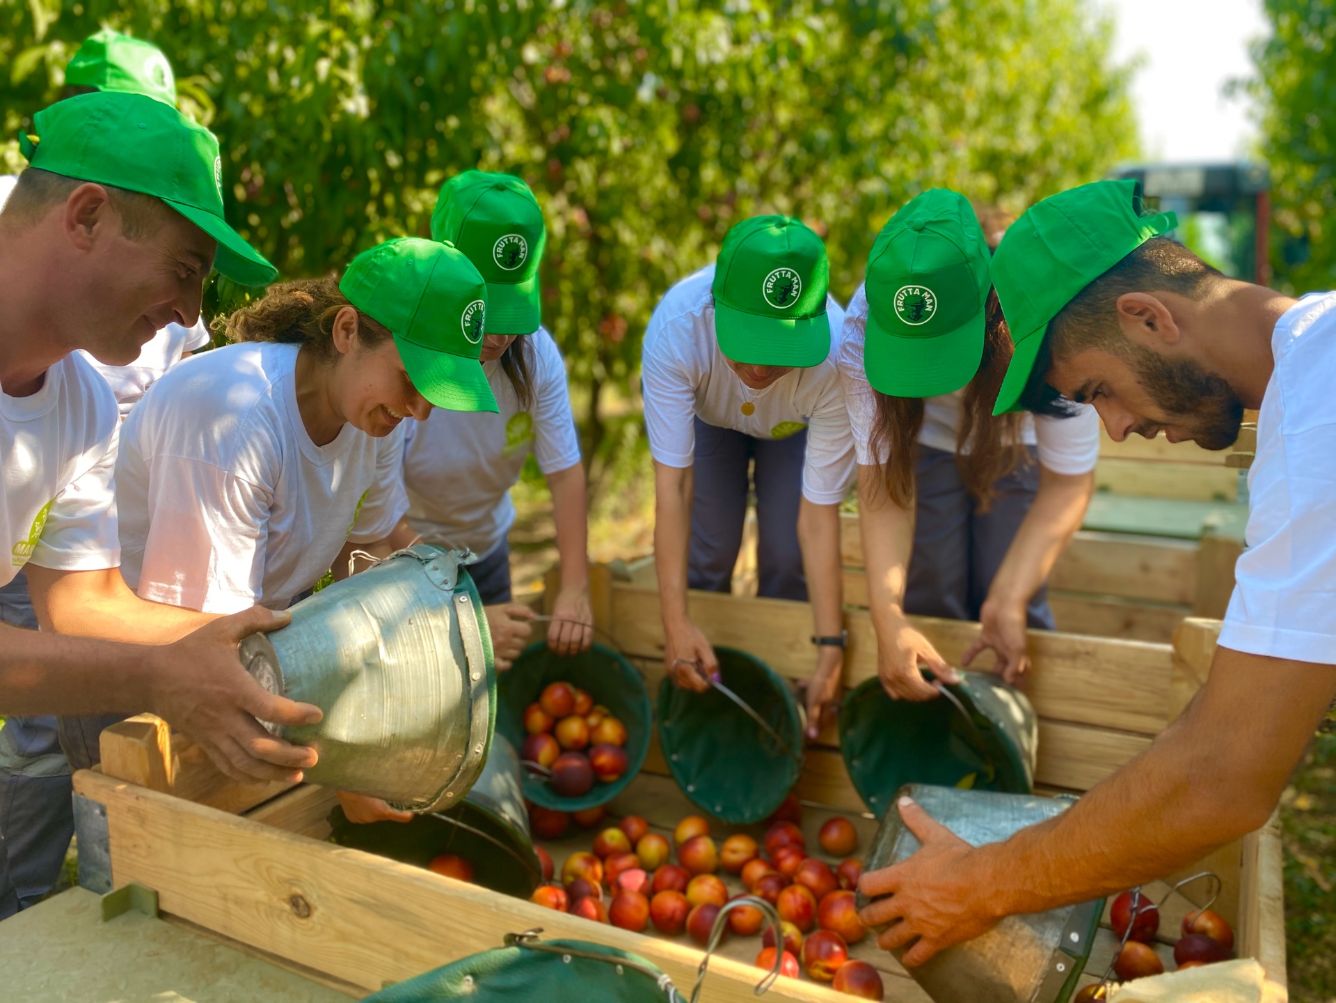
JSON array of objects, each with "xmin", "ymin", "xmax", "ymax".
[
  {"xmin": 461, "ymin": 299, "xmax": 486, "ymax": 344},
  {"xmin": 213, "ymin": 155, "xmax": 223, "ymax": 199},
  {"xmin": 893, "ymin": 284, "xmax": 937, "ymax": 326},
  {"xmin": 148, "ymin": 53, "xmax": 171, "ymax": 89},
  {"xmin": 492, "ymin": 234, "xmax": 529, "ymax": 271},
  {"xmin": 762, "ymin": 267, "xmax": 803, "ymax": 310}
]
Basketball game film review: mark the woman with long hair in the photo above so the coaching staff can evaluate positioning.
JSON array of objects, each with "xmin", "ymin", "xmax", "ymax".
[
  {"xmin": 839, "ymin": 190, "xmax": 1098, "ymax": 700},
  {"xmin": 401, "ymin": 171, "xmax": 591, "ymax": 655}
]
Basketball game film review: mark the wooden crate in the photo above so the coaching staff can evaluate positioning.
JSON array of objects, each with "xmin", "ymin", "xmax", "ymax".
[{"xmin": 72, "ymin": 573, "xmax": 1287, "ymax": 1001}]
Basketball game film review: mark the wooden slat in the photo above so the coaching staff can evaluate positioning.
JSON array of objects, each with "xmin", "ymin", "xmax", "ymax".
[
  {"xmin": 1049, "ymin": 532, "xmax": 1199, "ymax": 605},
  {"xmin": 1192, "ymin": 534, "xmax": 1243, "ymax": 617},
  {"xmin": 1094, "ymin": 457, "xmax": 1239, "ymax": 501},
  {"xmin": 1097, "ymin": 432, "xmax": 1227, "ymax": 465},
  {"xmin": 1238, "ymin": 814, "xmax": 1289, "ymax": 994},
  {"xmin": 1048, "ymin": 592, "xmax": 1186, "ymax": 644},
  {"xmin": 99, "ymin": 714, "xmax": 294, "ymax": 815},
  {"xmin": 71, "ymin": 768, "xmax": 866, "ymax": 1003}
]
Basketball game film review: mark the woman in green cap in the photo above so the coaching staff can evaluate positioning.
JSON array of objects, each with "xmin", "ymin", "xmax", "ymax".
[
  {"xmin": 401, "ymin": 170, "xmax": 590, "ymax": 655},
  {"xmin": 111, "ymin": 237, "xmax": 530, "ymax": 823},
  {"xmin": 839, "ymin": 190, "xmax": 1098, "ymax": 700}
]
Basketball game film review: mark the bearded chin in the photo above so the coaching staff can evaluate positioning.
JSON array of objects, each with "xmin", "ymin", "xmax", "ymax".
[{"xmin": 1135, "ymin": 351, "xmax": 1245, "ymax": 451}]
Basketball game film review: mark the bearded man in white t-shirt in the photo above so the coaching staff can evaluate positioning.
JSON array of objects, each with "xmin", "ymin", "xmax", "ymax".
[
  {"xmin": 0, "ymin": 92, "xmax": 323, "ymax": 903},
  {"xmin": 857, "ymin": 180, "xmax": 1336, "ymax": 967}
]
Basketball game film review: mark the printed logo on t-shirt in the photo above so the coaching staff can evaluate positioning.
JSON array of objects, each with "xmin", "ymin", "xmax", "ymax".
[
  {"xmin": 763, "ymin": 268, "xmax": 803, "ymax": 311},
  {"xmin": 11, "ymin": 498, "xmax": 54, "ymax": 565},
  {"xmin": 893, "ymin": 284, "xmax": 937, "ymax": 326},
  {"xmin": 504, "ymin": 412, "xmax": 534, "ymax": 453},
  {"xmin": 461, "ymin": 300, "xmax": 486, "ymax": 344},
  {"xmin": 493, "ymin": 234, "xmax": 529, "ymax": 272},
  {"xmin": 770, "ymin": 421, "xmax": 808, "ymax": 439}
]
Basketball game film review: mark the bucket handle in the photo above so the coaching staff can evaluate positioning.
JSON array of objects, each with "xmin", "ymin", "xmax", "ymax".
[
  {"xmin": 933, "ymin": 678, "xmax": 999, "ymax": 785},
  {"xmin": 426, "ymin": 810, "xmax": 539, "ymax": 880},
  {"xmin": 691, "ymin": 895, "xmax": 786, "ymax": 1001},
  {"xmin": 671, "ymin": 659, "xmax": 797, "ymax": 761},
  {"xmin": 503, "ymin": 929, "xmax": 686, "ymax": 1001}
]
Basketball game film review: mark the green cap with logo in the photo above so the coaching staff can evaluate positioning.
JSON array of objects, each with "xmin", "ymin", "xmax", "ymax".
[
  {"xmin": 991, "ymin": 179, "xmax": 1178, "ymax": 414},
  {"xmin": 19, "ymin": 91, "xmax": 276, "ymax": 286},
  {"xmin": 65, "ymin": 29, "xmax": 177, "ymax": 107},
  {"xmin": 711, "ymin": 214, "xmax": 831, "ymax": 367},
  {"xmin": 431, "ymin": 170, "xmax": 546, "ymax": 336},
  {"xmin": 863, "ymin": 189, "xmax": 991, "ymax": 398},
  {"xmin": 340, "ymin": 237, "xmax": 498, "ymax": 413}
]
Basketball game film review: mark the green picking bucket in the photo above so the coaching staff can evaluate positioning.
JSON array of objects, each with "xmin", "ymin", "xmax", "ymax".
[
  {"xmin": 656, "ymin": 646, "xmax": 804, "ymax": 824},
  {"xmin": 856, "ymin": 785, "xmax": 1103, "ymax": 1003},
  {"xmin": 838, "ymin": 670, "xmax": 1037, "ymax": 817},
  {"xmin": 329, "ymin": 734, "xmax": 542, "ymax": 898},
  {"xmin": 496, "ymin": 641, "xmax": 651, "ymax": 812}
]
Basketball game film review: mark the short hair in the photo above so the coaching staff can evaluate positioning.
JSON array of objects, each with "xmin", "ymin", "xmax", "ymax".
[
  {"xmin": 1016, "ymin": 237, "xmax": 1224, "ymax": 415},
  {"xmin": 0, "ymin": 167, "xmax": 172, "ymax": 240}
]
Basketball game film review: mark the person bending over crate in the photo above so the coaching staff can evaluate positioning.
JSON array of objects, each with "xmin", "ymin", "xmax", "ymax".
[
  {"xmin": 838, "ymin": 189, "xmax": 1097, "ymax": 699},
  {"xmin": 641, "ymin": 215, "xmax": 854, "ymax": 739},
  {"xmin": 859, "ymin": 179, "xmax": 1336, "ymax": 964}
]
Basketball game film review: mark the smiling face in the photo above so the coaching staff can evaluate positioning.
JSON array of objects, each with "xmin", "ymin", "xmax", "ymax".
[
  {"xmin": 723, "ymin": 356, "xmax": 793, "ymax": 391},
  {"xmin": 328, "ymin": 309, "xmax": 432, "ymax": 437},
  {"xmin": 75, "ymin": 187, "xmax": 216, "ymax": 365},
  {"xmin": 1046, "ymin": 340, "xmax": 1244, "ymax": 449}
]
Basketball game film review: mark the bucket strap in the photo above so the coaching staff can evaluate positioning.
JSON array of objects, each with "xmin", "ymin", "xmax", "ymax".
[{"xmin": 502, "ymin": 930, "xmax": 684, "ymax": 1001}]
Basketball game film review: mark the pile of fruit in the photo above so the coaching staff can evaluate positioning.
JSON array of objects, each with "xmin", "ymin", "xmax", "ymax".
[
  {"xmin": 1075, "ymin": 883, "xmax": 1237, "ymax": 1000},
  {"xmin": 521, "ymin": 680, "xmax": 630, "ymax": 797},
  {"xmin": 526, "ymin": 797, "xmax": 886, "ymax": 999}
]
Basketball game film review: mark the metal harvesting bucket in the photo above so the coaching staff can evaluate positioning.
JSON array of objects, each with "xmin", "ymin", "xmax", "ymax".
[
  {"xmin": 857, "ymin": 784, "xmax": 1104, "ymax": 1003},
  {"xmin": 239, "ymin": 545, "xmax": 493, "ymax": 812},
  {"xmin": 329, "ymin": 734, "xmax": 542, "ymax": 898}
]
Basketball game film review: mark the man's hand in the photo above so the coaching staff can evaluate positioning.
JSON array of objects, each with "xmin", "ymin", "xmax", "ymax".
[
  {"xmin": 484, "ymin": 603, "xmax": 536, "ymax": 670},
  {"xmin": 803, "ymin": 646, "xmax": 843, "ymax": 740},
  {"xmin": 547, "ymin": 586, "xmax": 593, "ymax": 656},
  {"xmin": 878, "ymin": 613, "xmax": 959, "ymax": 701},
  {"xmin": 857, "ymin": 795, "xmax": 1001, "ymax": 966},
  {"xmin": 337, "ymin": 790, "xmax": 414, "ymax": 824},
  {"xmin": 147, "ymin": 606, "xmax": 322, "ymax": 784},
  {"xmin": 664, "ymin": 616, "xmax": 718, "ymax": 693},
  {"xmin": 961, "ymin": 597, "xmax": 1030, "ymax": 685}
]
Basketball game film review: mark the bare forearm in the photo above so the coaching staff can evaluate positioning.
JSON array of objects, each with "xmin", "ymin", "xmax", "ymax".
[
  {"xmin": 547, "ymin": 463, "xmax": 590, "ymax": 593},
  {"xmin": 653, "ymin": 463, "xmax": 693, "ymax": 625},
  {"xmin": 33, "ymin": 568, "xmax": 213, "ymax": 643},
  {"xmin": 988, "ymin": 469, "xmax": 1092, "ymax": 607},
  {"xmin": 857, "ymin": 466, "xmax": 915, "ymax": 634},
  {"xmin": 0, "ymin": 623, "xmax": 156, "ymax": 715},
  {"xmin": 797, "ymin": 499, "xmax": 843, "ymax": 635}
]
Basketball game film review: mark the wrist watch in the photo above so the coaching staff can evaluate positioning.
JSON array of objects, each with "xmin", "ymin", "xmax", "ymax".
[{"xmin": 810, "ymin": 630, "xmax": 848, "ymax": 649}]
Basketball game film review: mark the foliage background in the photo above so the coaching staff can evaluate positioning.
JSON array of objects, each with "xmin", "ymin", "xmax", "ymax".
[{"xmin": 1, "ymin": 0, "xmax": 1137, "ymax": 489}]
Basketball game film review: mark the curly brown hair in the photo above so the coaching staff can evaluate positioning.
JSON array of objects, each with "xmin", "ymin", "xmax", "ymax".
[
  {"xmin": 217, "ymin": 275, "xmax": 391, "ymax": 359},
  {"xmin": 869, "ymin": 290, "xmax": 1028, "ymax": 511}
]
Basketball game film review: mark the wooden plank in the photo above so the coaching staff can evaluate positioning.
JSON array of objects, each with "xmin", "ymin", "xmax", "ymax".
[
  {"xmin": 1048, "ymin": 593, "xmax": 1186, "ymax": 644},
  {"xmin": 99, "ymin": 714, "xmax": 294, "ymax": 815},
  {"xmin": 1239, "ymin": 813, "xmax": 1289, "ymax": 993},
  {"xmin": 71, "ymin": 769, "xmax": 873, "ymax": 1003},
  {"xmin": 1082, "ymin": 494, "xmax": 1248, "ymax": 541},
  {"xmin": 246, "ymin": 785, "xmax": 339, "ymax": 841},
  {"xmin": 1169, "ymin": 618, "xmax": 1222, "ymax": 719},
  {"xmin": 608, "ymin": 583, "xmax": 1178, "ymax": 736},
  {"xmin": 1094, "ymin": 457, "xmax": 1240, "ymax": 502},
  {"xmin": 1192, "ymin": 534, "xmax": 1243, "ymax": 618},
  {"xmin": 1097, "ymin": 432, "xmax": 1226, "ymax": 465},
  {"xmin": 1049, "ymin": 532, "xmax": 1199, "ymax": 605}
]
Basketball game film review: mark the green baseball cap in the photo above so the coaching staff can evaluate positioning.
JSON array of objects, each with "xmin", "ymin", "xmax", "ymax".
[
  {"xmin": 20, "ymin": 91, "xmax": 277, "ymax": 286},
  {"xmin": 431, "ymin": 170, "xmax": 546, "ymax": 336},
  {"xmin": 711, "ymin": 215, "xmax": 831, "ymax": 367},
  {"xmin": 65, "ymin": 29, "xmax": 177, "ymax": 107},
  {"xmin": 340, "ymin": 237, "xmax": 498, "ymax": 413},
  {"xmin": 863, "ymin": 189, "xmax": 991, "ymax": 397},
  {"xmin": 991, "ymin": 179, "xmax": 1177, "ymax": 414}
]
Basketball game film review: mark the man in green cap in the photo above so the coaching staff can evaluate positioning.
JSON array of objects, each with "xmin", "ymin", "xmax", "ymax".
[
  {"xmin": 0, "ymin": 90, "xmax": 322, "ymax": 918},
  {"xmin": 642, "ymin": 214, "xmax": 853, "ymax": 739},
  {"xmin": 63, "ymin": 28, "xmax": 177, "ymax": 106},
  {"xmin": 858, "ymin": 179, "xmax": 1336, "ymax": 965}
]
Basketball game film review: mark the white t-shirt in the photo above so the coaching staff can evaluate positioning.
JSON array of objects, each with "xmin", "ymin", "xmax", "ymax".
[
  {"xmin": 403, "ymin": 328, "xmax": 581, "ymax": 560},
  {"xmin": 1220, "ymin": 291, "xmax": 1336, "ymax": 665},
  {"xmin": 641, "ymin": 265, "xmax": 854, "ymax": 505},
  {"xmin": 838, "ymin": 284, "xmax": 1101, "ymax": 473},
  {"xmin": 116, "ymin": 341, "xmax": 409, "ymax": 614},
  {"xmin": 80, "ymin": 321, "xmax": 211, "ymax": 420},
  {"xmin": 1, "ymin": 354, "xmax": 121, "ymax": 586}
]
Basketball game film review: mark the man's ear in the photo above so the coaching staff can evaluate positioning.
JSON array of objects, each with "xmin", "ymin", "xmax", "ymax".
[
  {"xmin": 331, "ymin": 305, "xmax": 360, "ymax": 355},
  {"xmin": 63, "ymin": 183, "xmax": 113, "ymax": 251},
  {"xmin": 1114, "ymin": 292, "xmax": 1180, "ymax": 347}
]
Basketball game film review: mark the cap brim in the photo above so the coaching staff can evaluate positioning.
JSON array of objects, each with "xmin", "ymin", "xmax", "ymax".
[
  {"xmin": 167, "ymin": 199, "xmax": 278, "ymax": 287},
  {"xmin": 484, "ymin": 273, "xmax": 541, "ymax": 335},
  {"xmin": 863, "ymin": 308, "xmax": 984, "ymax": 398},
  {"xmin": 991, "ymin": 323, "xmax": 1046, "ymax": 415},
  {"xmin": 713, "ymin": 300, "xmax": 830, "ymax": 367},
  {"xmin": 395, "ymin": 334, "xmax": 499, "ymax": 413}
]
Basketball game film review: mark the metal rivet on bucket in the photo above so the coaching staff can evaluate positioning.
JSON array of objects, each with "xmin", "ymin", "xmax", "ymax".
[
  {"xmin": 616, "ymin": 964, "xmax": 625, "ymax": 975},
  {"xmin": 562, "ymin": 954, "xmax": 572, "ymax": 964},
  {"xmin": 1056, "ymin": 962, "xmax": 1067, "ymax": 973},
  {"xmin": 1070, "ymin": 932, "xmax": 1081, "ymax": 943}
]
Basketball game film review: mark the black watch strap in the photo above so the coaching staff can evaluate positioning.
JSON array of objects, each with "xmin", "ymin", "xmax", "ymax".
[{"xmin": 810, "ymin": 631, "xmax": 848, "ymax": 648}]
